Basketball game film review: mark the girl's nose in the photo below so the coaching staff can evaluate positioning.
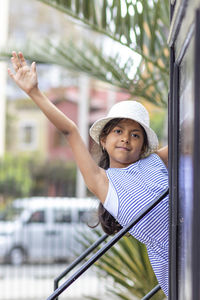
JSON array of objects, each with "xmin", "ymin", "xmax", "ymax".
[{"xmin": 121, "ymin": 135, "xmax": 129, "ymax": 143}]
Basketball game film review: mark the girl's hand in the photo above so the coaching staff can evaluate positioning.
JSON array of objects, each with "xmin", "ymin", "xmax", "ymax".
[{"xmin": 8, "ymin": 51, "xmax": 38, "ymax": 95}]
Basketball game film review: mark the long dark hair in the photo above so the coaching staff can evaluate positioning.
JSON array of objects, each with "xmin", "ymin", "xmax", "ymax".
[{"xmin": 96, "ymin": 118, "xmax": 148, "ymax": 235}]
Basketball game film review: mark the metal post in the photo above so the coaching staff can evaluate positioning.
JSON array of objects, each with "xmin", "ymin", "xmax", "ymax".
[
  {"xmin": 0, "ymin": 0, "xmax": 10, "ymax": 157},
  {"xmin": 76, "ymin": 75, "xmax": 90, "ymax": 198},
  {"xmin": 192, "ymin": 9, "xmax": 200, "ymax": 300}
]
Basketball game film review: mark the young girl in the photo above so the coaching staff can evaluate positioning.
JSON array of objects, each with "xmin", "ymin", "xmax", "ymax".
[{"xmin": 8, "ymin": 52, "xmax": 169, "ymax": 296}]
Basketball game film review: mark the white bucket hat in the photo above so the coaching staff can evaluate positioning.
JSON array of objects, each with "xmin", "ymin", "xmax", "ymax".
[{"xmin": 89, "ymin": 100, "xmax": 159, "ymax": 151}]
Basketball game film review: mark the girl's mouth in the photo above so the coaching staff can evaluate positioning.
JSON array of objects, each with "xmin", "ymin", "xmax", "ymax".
[{"xmin": 116, "ymin": 146, "xmax": 130, "ymax": 151}]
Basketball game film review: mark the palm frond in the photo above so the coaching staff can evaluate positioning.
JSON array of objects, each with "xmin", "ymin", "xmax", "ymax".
[
  {"xmin": 1, "ymin": 0, "xmax": 170, "ymax": 107},
  {"xmin": 37, "ymin": 0, "xmax": 169, "ymax": 73},
  {"xmin": 1, "ymin": 36, "xmax": 168, "ymax": 107},
  {"xmin": 78, "ymin": 231, "xmax": 165, "ymax": 299}
]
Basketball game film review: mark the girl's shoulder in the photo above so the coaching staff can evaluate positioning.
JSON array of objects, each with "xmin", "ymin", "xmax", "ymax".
[
  {"xmin": 134, "ymin": 153, "xmax": 167, "ymax": 168},
  {"xmin": 142, "ymin": 152, "xmax": 162, "ymax": 164},
  {"xmin": 137, "ymin": 153, "xmax": 168, "ymax": 176},
  {"xmin": 141, "ymin": 153, "xmax": 168, "ymax": 169},
  {"xmin": 107, "ymin": 153, "xmax": 167, "ymax": 174}
]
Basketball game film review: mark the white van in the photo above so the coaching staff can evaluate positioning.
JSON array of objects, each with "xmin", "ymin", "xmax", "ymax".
[{"xmin": 0, "ymin": 197, "xmax": 99, "ymax": 265}]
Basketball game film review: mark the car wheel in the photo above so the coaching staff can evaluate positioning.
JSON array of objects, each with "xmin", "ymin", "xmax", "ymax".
[{"xmin": 9, "ymin": 247, "xmax": 26, "ymax": 265}]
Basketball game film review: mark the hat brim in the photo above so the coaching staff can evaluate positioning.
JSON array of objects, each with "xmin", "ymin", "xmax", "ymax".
[{"xmin": 89, "ymin": 116, "xmax": 159, "ymax": 151}]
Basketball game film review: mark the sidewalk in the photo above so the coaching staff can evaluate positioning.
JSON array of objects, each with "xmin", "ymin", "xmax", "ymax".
[{"xmin": 0, "ymin": 264, "xmax": 110, "ymax": 300}]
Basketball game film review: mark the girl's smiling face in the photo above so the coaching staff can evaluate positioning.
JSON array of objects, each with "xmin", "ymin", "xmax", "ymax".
[{"xmin": 100, "ymin": 119, "xmax": 145, "ymax": 168}]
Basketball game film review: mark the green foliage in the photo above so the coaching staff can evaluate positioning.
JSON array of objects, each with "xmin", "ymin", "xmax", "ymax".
[
  {"xmin": 37, "ymin": 0, "xmax": 169, "ymax": 107},
  {"xmin": 150, "ymin": 109, "xmax": 167, "ymax": 142},
  {"xmin": 1, "ymin": 0, "xmax": 170, "ymax": 107},
  {"xmin": 0, "ymin": 154, "xmax": 76, "ymax": 199},
  {"xmin": 38, "ymin": 0, "xmax": 169, "ymax": 57},
  {"xmin": 78, "ymin": 230, "xmax": 165, "ymax": 299},
  {"xmin": 30, "ymin": 158, "xmax": 76, "ymax": 196},
  {"xmin": 0, "ymin": 155, "xmax": 32, "ymax": 198}
]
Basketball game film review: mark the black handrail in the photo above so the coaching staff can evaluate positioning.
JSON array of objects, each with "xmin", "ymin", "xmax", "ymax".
[
  {"xmin": 141, "ymin": 284, "xmax": 161, "ymax": 299},
  {"xmin": 47, "ymin": 188, "xmax": 169, "ymax": 300},
  {"xmin": 54, "ymin": 233, "xmax": 108, "ymax": 298}
]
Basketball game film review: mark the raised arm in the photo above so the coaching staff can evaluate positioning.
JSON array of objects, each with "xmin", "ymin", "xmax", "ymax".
[{"xmin": 8, "ymin": 52, "xmax": 108, "ymax": 203}]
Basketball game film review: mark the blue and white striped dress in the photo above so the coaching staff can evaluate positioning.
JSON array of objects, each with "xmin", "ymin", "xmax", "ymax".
[{"xmin": 105, "ymin": 153, "xmax": 169, "ymax": 296}]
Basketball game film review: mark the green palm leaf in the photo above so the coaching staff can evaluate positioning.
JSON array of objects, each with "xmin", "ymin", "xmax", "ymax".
[
  {"xmin": 1, "ymin": 0, "xmax": 169, "ymax": 107},
  {"xmin": 37, "ymin": 0, "xmax": 169, "ymax": 72},
  {"xmin": 78, "ymin": 231, "xmax": 165, "ymax": 299},
  {"xmin": 1, "ymin": 36, "xmax": 168, "ymax": 107}
]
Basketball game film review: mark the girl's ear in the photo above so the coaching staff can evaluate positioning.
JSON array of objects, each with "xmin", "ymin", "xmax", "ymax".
[{"xmin": 100, "ymin": 137, "xmax": 106, "ymax": 149}]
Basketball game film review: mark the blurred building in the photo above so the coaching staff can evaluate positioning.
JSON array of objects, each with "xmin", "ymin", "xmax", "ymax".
[{"xmin": 6, "ymin": 98, "xmax": 48, "ymax": 157}]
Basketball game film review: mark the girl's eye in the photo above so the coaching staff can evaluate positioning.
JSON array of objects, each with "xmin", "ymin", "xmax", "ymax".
[
  {"xmin": 131, "ymin": 133, "xmax": 140, "ymax": 138},
  {"xmin": 114, "ymin": 129, "xmax": 122, "ymax": 134}
]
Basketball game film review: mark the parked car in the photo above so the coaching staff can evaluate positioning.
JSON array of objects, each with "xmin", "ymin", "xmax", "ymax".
[{"xmin": 0, "ymin": 197, "xmax": 99, "ymax": 265}]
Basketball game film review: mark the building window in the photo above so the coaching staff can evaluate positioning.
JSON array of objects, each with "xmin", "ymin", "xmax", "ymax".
[{"xmin": 19, "ymin": 121, "xmax": 37, "ymax": 150}]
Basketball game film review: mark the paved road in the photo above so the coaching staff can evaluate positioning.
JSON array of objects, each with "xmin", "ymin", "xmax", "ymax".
[{"xmin": 0, "ymin": 264, "xmax": 109, "ymax": 300}]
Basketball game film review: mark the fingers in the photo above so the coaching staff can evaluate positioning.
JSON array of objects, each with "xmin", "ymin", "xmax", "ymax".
[
  {"xmin": 7, "ymin": 68, "xmax": 14, "ymax": 79},
  {"xmin": 10, "ymin": 51, "xmax": 28, "ymax": 73},
  {"xmin": 11, "ymin": 51, "xmax": 22, "ymax": 72},
  {"xmin": 31, "ymin": 61, "xmax": 36, "ymax": 73},
  {"xmin": 18, "ymin": 52, "xmax": 27, "ymax": 67},
  {"xmin": 9, "ymin": 51, "xmax": 37, "ymax": 84}
]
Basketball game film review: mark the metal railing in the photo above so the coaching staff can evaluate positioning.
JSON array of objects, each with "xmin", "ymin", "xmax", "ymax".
[
  {"xmin": 54, "ymin": 233, "xmax": 108, "ymax": 295},
  {"xmin": 47, "ymin": 187, "xmax": 169, "ymax": 300},
  {"xmin": 141, "ymin": 284, "xmax": 161, "ymax": 299}
]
